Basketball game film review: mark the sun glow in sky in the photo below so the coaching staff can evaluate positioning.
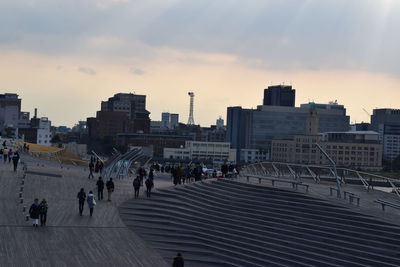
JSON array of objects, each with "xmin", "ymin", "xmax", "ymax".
[{"xmin": 1, "ymin": 0, "xmax": 400, "ymax": 127}]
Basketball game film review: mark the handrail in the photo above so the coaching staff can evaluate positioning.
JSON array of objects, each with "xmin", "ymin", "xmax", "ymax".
[{"xmin": 244, "ymin": 161, "xmax": 400, "ymax": 199}]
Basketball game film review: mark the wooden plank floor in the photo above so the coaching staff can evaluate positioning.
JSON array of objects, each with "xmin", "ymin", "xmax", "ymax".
[{"xmin": 0, "ymin": 155, "xmax": 168, "ymax": 267}]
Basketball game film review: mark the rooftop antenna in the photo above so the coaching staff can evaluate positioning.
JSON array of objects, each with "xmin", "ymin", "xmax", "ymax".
[{"xmin": 187, "ymin": 92, "xmax": 195, "ymax": 125}]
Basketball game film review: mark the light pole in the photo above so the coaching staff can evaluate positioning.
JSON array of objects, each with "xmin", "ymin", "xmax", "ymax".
[{"xmin": 315, "ymin": 143, "xmax": 342, "ymax": 198}]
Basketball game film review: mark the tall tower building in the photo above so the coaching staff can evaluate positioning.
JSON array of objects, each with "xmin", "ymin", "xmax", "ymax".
[
  {"xmin": 263, "ymin": 85, "xmax": 295, "ymax": 107},
  {"xmin": 170, "ymin": 113, "xmax": 179, "ymax": 129},
  {"xmin": 161, "ymin": 112, "xmax": 170, "ymax": 129},
  {"xmin": 306, "ymin": 104, "xmax": 319, "ymax": 136}
]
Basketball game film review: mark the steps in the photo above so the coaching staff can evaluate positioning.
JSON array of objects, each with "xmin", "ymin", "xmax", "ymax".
[{"xmin": 120, "ymin": 179, "xmax": 400, "ymax": 266}]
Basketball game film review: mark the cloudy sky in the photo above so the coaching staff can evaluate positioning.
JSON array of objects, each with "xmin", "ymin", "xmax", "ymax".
[{"xmin": 1, "ymin": 0, "xmax": 399, "ymax": 127}]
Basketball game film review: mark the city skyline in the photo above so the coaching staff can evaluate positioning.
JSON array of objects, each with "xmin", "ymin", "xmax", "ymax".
[{"xmin": 1, "ymin": 0, "xmax": 400, "ymax": 127}]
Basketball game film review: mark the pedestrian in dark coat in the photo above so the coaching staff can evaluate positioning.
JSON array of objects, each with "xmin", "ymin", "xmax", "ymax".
[
  {"xmin": 87, "ymin": 191, "xmax": 96, "ymax": 217},
  {"xmin": 133, "ymin": 176, "xmax": 141, "ymax": 198},
  {"xmin": 173, "ymin": 253, "xmax": 184, "ymax": 267},
  {"xmin": 12, "ymin": 151, "xmax": 20, "ymax": 172},
  {"xmin": 39, "ymin": 198, "xmax": 48, "ymax": 226},
  {"xmin": 88, "ymin": 161, "xmax": 94, "ymax": 179},
  {"xmin": 29, "ymin": 198, "xmax": 40, "ymax": 227},
  {"xmin": 96, "ymin": 176, "xmax": 104, "ymax": 200},
  {"xmin": 145, "ymin": 177, "xmax": 154, "ymax": 198},
  {"xmin": 106, "ymin": 178, "xmax": 114, "ymax": 202},
  {"xmin": 77, "ymin": 188, "xmax": 86, "ymax": 216}
]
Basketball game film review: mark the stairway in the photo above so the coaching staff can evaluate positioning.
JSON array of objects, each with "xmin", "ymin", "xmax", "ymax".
[{"xmin": 119, "ymin": 179, "xmax": 400, "ymax": 266}]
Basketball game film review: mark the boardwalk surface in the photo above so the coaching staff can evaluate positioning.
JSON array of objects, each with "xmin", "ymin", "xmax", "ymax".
[{"xmin": 0, "ymin": 154, "xmax": 168, "ymax": 267}]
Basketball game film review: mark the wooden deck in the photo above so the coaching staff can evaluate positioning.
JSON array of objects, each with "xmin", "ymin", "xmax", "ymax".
[{"xmin": 0, "ymin": 155, "xmax": 168, "ymax": 267}]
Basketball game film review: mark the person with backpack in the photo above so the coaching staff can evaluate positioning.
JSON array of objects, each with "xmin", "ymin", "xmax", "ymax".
[
  {"xmin": 77, "ymin": 188, "xmax": 86, "ymax": 216},
  {"xmin": 39, "ymin": 198, "xmax": 48, "ymax": 226},
  {"xmin": 133, "ymin": 176, "xmax": 141, "ymax": 199},
  {"xmin": 8, "ymin": 149, "xmax": 13, "ymax": 163},
  {"xmin": 29, "ymin": 198, "xmax": 40, "ymax": 227},
  {"xmin": 87, "ymin": 191, "xmax": 96, "ymax": 217},
  {"xmin": 145, "ymin": 177, "xmax": 154, "ymax": 198},
  {"xmin": 96, "ymin": 176, "xmax": 104, "ymax": 200},
  {"xmin": 106, "ymin": 178, "xmax": 114, "ymax": 202}
]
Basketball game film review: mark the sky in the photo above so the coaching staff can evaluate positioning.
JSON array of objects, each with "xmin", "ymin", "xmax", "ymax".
[{"xmin": 1, "ymin": 0, "xmax": 400, "ymax": 127}]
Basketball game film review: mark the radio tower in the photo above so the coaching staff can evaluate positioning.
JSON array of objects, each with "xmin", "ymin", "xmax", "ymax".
[{"xmin": 187, "ymin": 92, "xmax": 195, "ymax": 125}]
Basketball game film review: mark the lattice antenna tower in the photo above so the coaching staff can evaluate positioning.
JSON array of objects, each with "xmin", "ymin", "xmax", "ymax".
[{"xmin": 187, "ymin": 92, "xmax": 195, "ymax": 125}]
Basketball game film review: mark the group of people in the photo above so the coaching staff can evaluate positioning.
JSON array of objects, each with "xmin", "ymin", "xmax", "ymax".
[
  {"xmin": 88, "ymin": 157, "xmax": 104, "ymax": 179},
  {"xmin": 0, "ymin": 147, "xmax": 20, "ymax": 171},
  {"xmin": 29, "ymin": 198, "xmax": 48, "ymax": 227},
  {"xmin": 77, "ymin": 177, "xmax": 115, "ymax": 217},
  {"xmin": 22, "ymin": 143, "xmax": 30, "ymax": 152},
  {"xmin": 133, "ymin": 168, "xmax": 154, "ymax": 198},
  {"xmin": 169, "ymin": 165, "xmax": 204, "ymax": 185}
]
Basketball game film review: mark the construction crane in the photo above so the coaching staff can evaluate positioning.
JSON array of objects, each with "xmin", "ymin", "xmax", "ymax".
[
  {"xmin": 362, "ymin": 108, "xmax": 371, "ymax": 117},
  {"xmin": 187, "ymin": 92, "xmax": 195, "ymax": 125}
]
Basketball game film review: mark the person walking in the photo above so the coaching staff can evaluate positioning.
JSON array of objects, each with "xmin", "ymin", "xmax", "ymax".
[
  {"xmin": 173, "ymin": 253, "xmax": 184, "ymax": 267},
  {"xmin": 39, "ymin": 198, "xmax": 48, "ymax": 226},
  {"xmin": 77, "ymin": 188, "xmax": 86, "ymax": 216},
  {"xmin": 87, "ymin": 191, "xmax": 96, "ymax": 217},
  {"xmin": 88, "ymin": 161, "xmax": 94, "ymax": 179},
  {"xmin": 145, "ymin": 177, "xmax": 154, "ymax": 198},
  {"xmin": 3, "ymin": 147, "xmax": 8, "ymax": 164},
  {"xmin": 149, "ymin": 168, "xmax": 154, "ymax": 181},
  {"xmin": 12, "ymin": 151, "xmax": 20, "ymax": 172},
  {"xmin": 29, "ymin": 198, "xmax": 40, "ymax": 227},
  {"xmin": 106, "ymin": 178, "xmax": 114, "ymax": 202},
  {"xmin": 96, "ymin": 176, "xmax": 104, "ymax": 200},
  {"xmin": 8, "ymin": 149, "xmax": 13, "ymax": 163},
  {"xmin": 133, "ymin": 176, "xmax": 140, "ymax": 199}
]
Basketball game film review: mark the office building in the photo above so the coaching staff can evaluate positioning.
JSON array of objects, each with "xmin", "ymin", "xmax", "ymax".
[
  {"xmin": 263, "ymin": 85, "xmax": 295, "ymax": 107},
  {"xmin": 227, "ymin": 103, "xmax": 350, "ymax": 162},
  {"xmin": 271, "ymin": 109, "xmax": 382, "ymax": 171},
  {"xmin": 371, "ymin": 109, "xmax": 400, "ymax": 161},
  {"xmin": 161, "ymin": 112, "xmax": 170, "ymax": 129},
  {"xmin": 0, "ymin": 93, "xmax": 21, "ymax": 131},
  {"xmin": 170, "ymin": 113, "xmax": 179, "ymax": 129}
]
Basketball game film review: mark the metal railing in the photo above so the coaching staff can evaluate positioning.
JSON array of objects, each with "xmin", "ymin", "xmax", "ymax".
[{"xmin": 243, "ymin": 161, "xmax": 400, "ymax": 199}]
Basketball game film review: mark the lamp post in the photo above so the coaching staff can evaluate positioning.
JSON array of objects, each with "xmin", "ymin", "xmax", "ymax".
[{"xmin": 315, "ymin": 143, "xmax": 342, "ymax": 198}]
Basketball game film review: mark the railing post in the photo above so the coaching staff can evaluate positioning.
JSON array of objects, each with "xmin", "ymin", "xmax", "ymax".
[
  {"xmin": 259, "ymin": 178, "xmax": 261, "ymax": 184},
  {"xmin": 246, "ymin": 176, "xmax": 249, "ymax": 183}
]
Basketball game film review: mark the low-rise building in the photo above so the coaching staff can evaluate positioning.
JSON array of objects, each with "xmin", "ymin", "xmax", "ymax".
[
  {"xmin": 164, "ymin": 141, "xmax": 236, "ymax": 163},
  {"xmin": 240, "ymin": 149, "xmax": 269, "ymax": 163}
]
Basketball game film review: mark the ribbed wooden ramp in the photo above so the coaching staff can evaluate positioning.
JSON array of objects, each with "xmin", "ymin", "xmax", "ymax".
[{"xmin": 120, "ymin": 179, "xmax": 400, "ymax": 267}]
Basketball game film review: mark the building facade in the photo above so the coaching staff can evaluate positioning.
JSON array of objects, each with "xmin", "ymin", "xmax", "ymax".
[
  {"xmin": 240, "ymin": 149, "xmax": 269, "ymax": 163},
  {"xmin": 164, "ymin": 141, "xmax": 236, "ymax": 163},
  {"xmin": 263, "ymin": 85, "xmax": 296, "ymax": 107},
  {"xmin": 370, "ymin": 109, "xmax": 400, "ymax": 161},
  {"xmin": 271, "ymin": 132, "xmax": 382, "ymax": 171},
  {"xmin": 227, "ymin": 103, "xmax": 350, "ymax": 162},
  {"xmin": 170, "ymin": 113, "xmax": 179, "ymax": 129},
  {"xmin": 0, "ymin": 93, "xmax": 21, "ymax": 131}
]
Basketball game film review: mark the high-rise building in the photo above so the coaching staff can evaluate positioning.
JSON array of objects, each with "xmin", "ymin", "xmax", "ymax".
[
  {"xmin": 263, "ymin": 85, "xmax": 295, "ymax": 107},
  {"xmin": 0, "ymin": 93, "xmax": 21, "ymax": 130},
  {"xmin": 370, "ymin": 109, "xmax": 400, "ymax": 161},
  {"xmin": 216, "ymin": 117, "xmax": 224, "ymax": 130},
  {"xmin": 227, "ymin": 101, "xmax": 350, "ymax": 162},
  {"xmin": 170, "ymin": 113, "xmax": 179, "ymax": 129},
  {"xmin": 161, "ymin": 112, "xmax": 170, "ymax": 129},
  {"xmin": 87, "ymin": 93, "xmax": 151, "ymax": 153}
]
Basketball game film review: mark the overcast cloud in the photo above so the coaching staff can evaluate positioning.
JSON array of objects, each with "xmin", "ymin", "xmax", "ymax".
[{"xmin": 0, "ymin": 0, "xmax": 399, "ymax": 76}]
